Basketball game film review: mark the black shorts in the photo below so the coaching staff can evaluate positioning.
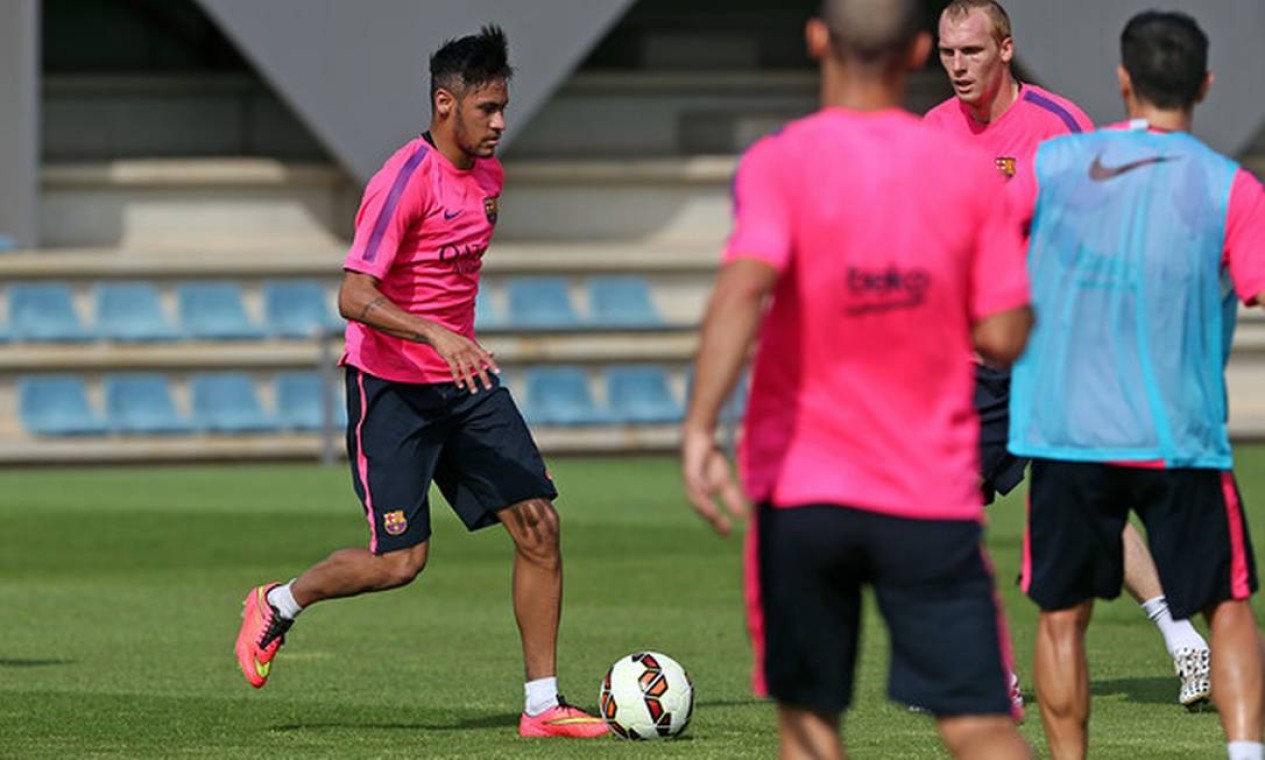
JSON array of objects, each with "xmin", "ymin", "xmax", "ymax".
[
  {"xmin": 345, "ymin": 367, "xmax": 557, "ymax": 554},
  {"xmin": 975, "ymin": 365, "xmax": 1028, "ymax": 505},
  {"xmin": 756, "ymin": 503, "xmax": 1016, "ymax": 718},
  {"xmin": 1022, "ymin": 459, "xmax": 1258, "ymax": 619}
]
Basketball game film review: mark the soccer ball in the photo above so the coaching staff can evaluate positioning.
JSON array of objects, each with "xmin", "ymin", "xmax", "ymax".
[{"xmin": 599, "ymin": 651, "xmax": 694, "ymax": 740}]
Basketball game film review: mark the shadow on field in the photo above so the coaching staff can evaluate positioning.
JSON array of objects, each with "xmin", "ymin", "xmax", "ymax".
[
  {"xmin": 0, "ymin": 659, "xmax": 74, "ymax": 668},
  {"xmin": 272, "ymin": 712, "xmax": 519, "ymax": 733},
  {"xmin": 1089, "ymin": 676, "xmax": 1206, "ymax": 708}
]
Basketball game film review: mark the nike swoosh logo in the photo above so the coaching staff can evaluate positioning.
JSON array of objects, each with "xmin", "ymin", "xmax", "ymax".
[
  {"xmin": 254, "ymin": 658, "xmax": 271, "ymax": 677},
  {"xmin": 544, "ymin": 717, "xmax": 604, "ymax": 725},
  {"xmin": 1088, "ymin": 154, "xmax": 1177, "ymax": 181},
  {"xmin": 443, "ymin": 209, "xmax": 463, "ymax": 220}
]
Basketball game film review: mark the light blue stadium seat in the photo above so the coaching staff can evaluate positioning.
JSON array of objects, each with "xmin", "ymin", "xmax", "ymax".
[
  {"xmin": 606, "ymin": 365, "xmax": 683, "ymax": 423},
  {"xmin": 177, "ymin": 282, "xmax": 264, "ymax": 340},
  {"xmin": 505, "ymin": 277, "xmax": 581, "ymax": 329},
  {"xmin": 262, "ymin": 280, "xmax": 343, "ymax": 338},
  {"xmin": 523, "ymin": 366, "xmax": 612, "ymax": 426},
  {"xmin": 588, "ymin": 276, "xmax": 663, "ymax": 327},
  {"xmin": 274, "ymin": 372, "xmax": 347, "ymax": 431},
  {"xmin": 104, "ymin": 374, "xmax": 191, "ymax": 434},
  {"xmin": 474, "ymin": 287, "xmax": 506, "ymax": 331},
  {"xmin": 190, "ymin": 373, "xmax": 275, "ymax": 433},
  {"xmin": 95, "ymin": 282, "xmax": 181, "ymax": 342},
  {"xmin": 9, "ymin": 283, "xmax": 94, "ymax": 342},
  {"xmin": 0, "ymin": 234, "xmax": 16, "ymax": 252},
  {"xmin": 18, "ymin": 375, "xmax": 108, "ymax": 435}
]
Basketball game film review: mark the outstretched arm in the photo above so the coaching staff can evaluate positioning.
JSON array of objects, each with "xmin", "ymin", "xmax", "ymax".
[{"xmin": 339, "ymin": 270, "xmax": 499, "ymax": 391}]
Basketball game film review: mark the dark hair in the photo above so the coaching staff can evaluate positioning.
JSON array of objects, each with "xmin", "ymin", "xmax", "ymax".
[
  {"xmin": 1120, "ymin": 11, "xmax": 1208, "ymax": 110},
  {"xmin": 429, "ymin": 24, "xmax": 513, "ymax": 103},
  {"xmin": 820, "ymin": 0, "xmax": 925, "ymax": 66}
]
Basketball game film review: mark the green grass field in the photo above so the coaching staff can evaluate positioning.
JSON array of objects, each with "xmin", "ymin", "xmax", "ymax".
[{"xmin": 2, "ymin": 449, "xmax": 1264, "ymax": 758}]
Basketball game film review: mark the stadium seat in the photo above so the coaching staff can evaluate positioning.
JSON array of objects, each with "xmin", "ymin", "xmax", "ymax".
[
  {"xmin": 8, "ymin": 283, "xmax": 94, "ymax": 342},
  {"xmin": 0, "ymin": 234, "xmax": 16, "ymax": 252},
  {"xmin": 474, "ymin": 286, "xmax": 506, "ymax": 331},
  {"xmin": 587, "ymin": 276, "xmax": 663, "ymax": 327},
  {"xmin": 18, "ymin": 375, "xmax": 108, "ymax": 435},
  {"xmin": 523, "ymin": 366, "xmax": 612, "ymax": 426},
  {"xmin": 177, "ymin": 282, "xmax": 264, "ymax": 340},
  {"xmin": 274, "ymin": 372, "xmax": 346, "ymax": 431},
  {"xmin": 95, "ymin": 282, "xmax": 181, "ymax": 342},
  {"xmin": 103, "ymin": 374, "xmax": 191, "ymax": 434},
  {"xmin": 606, "ymin": 365, "xmax": 683, "ymax": 423},
  {"xmin": 262, "ymin": 280, "xmax": 343, "ymax": 338},
  {"xmin": 505, "ymin": 277, "xmax": 581, "ymax": 329},
  {"xmin": 190, "ymin": 373, "xmax": 275, "ymax": 433}
]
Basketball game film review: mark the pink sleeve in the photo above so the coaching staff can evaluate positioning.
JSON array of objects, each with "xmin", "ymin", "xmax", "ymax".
[
  {"xmin": 343, "ymin": 151, "xmax": 431, "ymax": 279},
  {"xmin": 971, "ymin": 168, "xmax": 1031, "ymax": 320},
  {"xmin": 1069, "ymin": 103, "xmax": 1094, "ymax": 133},
  {"xmin": 1225, "ymin": 169, "xmax": 1265, "ymax": 305},
  {"xmin": 722, "ymin": 138, "xmax": 792, "ymax": 271}
]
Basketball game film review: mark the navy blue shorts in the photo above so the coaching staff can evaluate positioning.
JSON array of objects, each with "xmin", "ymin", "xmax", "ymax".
[
  {"xmin": 1023, "ymin": 459, "xmax": 1258, "ymax": 619},
  {"xmin": 756, "ymin": 503, "xmax": 1016, "ymax": 718},
  {"xmin": 975, "ymin": 365, "xmax": 1028, "ymax": 505},
  {"xmin": 344, "ymin": 367, "xmax": 557, "ymax": 554}
]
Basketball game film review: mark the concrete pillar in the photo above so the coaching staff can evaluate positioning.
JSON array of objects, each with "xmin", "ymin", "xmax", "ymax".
[{"xmin": 0, "ymin": 0, "xmax": 39, "ymax": 249}]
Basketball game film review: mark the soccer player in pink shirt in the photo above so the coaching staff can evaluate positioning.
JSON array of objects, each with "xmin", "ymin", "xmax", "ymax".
[
  {"xmin": 233, "ymin": 26, "xmax": 607, "ymax": 739},
  {"xmin": 925, "ymin": 0, "xmax": 1211, "ymax": 709},
  {"xmin": 681, "ymin": 1, "xmax": 1034, "ymax": 757}
]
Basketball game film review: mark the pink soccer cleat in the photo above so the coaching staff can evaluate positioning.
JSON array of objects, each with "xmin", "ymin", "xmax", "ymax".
[
  {"xmin": 518, "ymin": 697, "xmax": 610, "ymax": 738},
  {"xmin": 235, "ymin": 583, "xmax": 293, "ymax": 688}
]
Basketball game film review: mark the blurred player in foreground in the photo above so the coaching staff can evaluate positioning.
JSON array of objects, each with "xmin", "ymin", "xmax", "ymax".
[
  {"xmin": 1007, "ymin": 11, "xmax": 1265, "ymax": 759},
  {"xmin": 924, "ymin": 0, "xmax": 1211, "ymax": 709},
  {"xmin": 681, "ymin": 0, "xmax": 1034, "ymax": 757},
  {"xmin": 233, "ymin": 25, "xmax": 607, "ymax": 739}
]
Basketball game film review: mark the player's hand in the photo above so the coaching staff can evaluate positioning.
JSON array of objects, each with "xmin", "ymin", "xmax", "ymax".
[
  {"xmin": 427, "ymin": 325, "xmax": 500, "ymax": 392},
  {"xmin": 680, "ymin": 427, "xmax": 747, "ymax": 536}
]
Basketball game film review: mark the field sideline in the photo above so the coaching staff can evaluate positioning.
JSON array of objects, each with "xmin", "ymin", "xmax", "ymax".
[{"xmin": 2, "ymin": 448, "xmax": 1264, "ymax": 758}]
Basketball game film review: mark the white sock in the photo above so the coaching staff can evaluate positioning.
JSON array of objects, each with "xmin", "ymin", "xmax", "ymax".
[
  {"xmin": 1141, "ymin": 596, "xmax": 1207, "ymax": 656},
  {"xmin": 524, "ymin": 676, "xmax": 559, "ymax": 716},
  {"xmin": 266, "ymin": 582, "xmax": 303, "ymax": 620},
  {"xmin": 1227, "ymin": 740, "xmax": 1264, "ymax": 760}
]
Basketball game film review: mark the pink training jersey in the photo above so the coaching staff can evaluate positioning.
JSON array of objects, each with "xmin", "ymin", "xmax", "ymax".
[
  {"xmin": 726, "ymin": 108, "xmax": 1030, "ymax": 521},
  {"xmin": 924, "ymin": 83, "xmax": 1093, "ymax": 180},
  {"xmin": 342, "ymin": 134, "xmax": 503, "ymax": 384}
]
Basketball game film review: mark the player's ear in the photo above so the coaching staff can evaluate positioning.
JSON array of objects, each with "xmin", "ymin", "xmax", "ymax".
[
  {"xmin": 907, "ymin": 31, "xmax": 933, "ymax": 71},
  {"xmin": 434, "ymin": 87, "xmax": 456, "ymax": 120},
  {"xmin": 805, "ymin": 17, "xmax": 831, "ymax": 62},
  {"xmin": 1116, "ymin": 64, "xmax": 1132, "ymax": 103},
  {"xmin": 998, "ymin": 35, "xmax": 1014, "ymax": 65},
  {"xmin": 1196, "ymin": 71, "xmax": 1214, "ymax": 104}
]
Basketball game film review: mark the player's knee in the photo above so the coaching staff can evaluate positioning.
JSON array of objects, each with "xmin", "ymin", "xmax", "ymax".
[
  {"xmin": 377, "ymin": 543, "xmax": 428, "ymax": 588},
  {"xmin": 937, "ymin": 716, "xmax": 1029, "ymax": 759},
  {"xmin": 507, "ymin": 498, "xmax": 561, "ymax": 564}
]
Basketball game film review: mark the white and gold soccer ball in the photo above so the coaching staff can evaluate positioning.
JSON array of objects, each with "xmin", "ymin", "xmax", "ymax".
[{"xmin": 598, "ymin": 651, "xmax": 694, "ymax": 739}]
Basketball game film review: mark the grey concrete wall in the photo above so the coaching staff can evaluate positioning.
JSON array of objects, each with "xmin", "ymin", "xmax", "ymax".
[
  {"xmin": 1006, "ymin": 0, "xmax": 1265, "ymax": 156},
  {"xmin": 0, "ymin": 0, "xmax": 40, "ymax": 248},
  {"xmin": 195, "ymin": 0, "xmax": 637, "ymax": 183}
]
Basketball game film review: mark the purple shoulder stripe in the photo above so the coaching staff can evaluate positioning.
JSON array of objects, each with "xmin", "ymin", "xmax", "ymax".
[
  {"xmin": 361, "ymin": 143, "xmax": 429, "ymax": 264},
  {"xmin": 1022, "ymin": 89, "xmax": 1084, "ymax": 134}
]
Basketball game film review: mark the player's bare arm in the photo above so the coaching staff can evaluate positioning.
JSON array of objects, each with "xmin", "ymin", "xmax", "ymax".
[
  {"xmin": 972, "ymin": 305, "xmax": 1032, "ymax": 367},
  {"xmin": 338, "ymin": 270, "xmax": 499, "ymax": 391},
  {"xmin": 681, "ymin": 257, "xmax": 777, "ymax": 536}
]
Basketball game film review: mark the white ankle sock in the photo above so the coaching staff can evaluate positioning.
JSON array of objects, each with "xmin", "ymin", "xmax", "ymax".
[
  {"xmin": 266, "ymin": 582, "xmax": 303, "ymax": 620},
  {"xmin": 524, "ymin": 676, "xmax": 559, "ymax": 716},
  {"xmin": 1227, "ymin": 740, "xmax": 1263, "ymax": 760},
  {"xmin": 1141, "ymin": 596, "xmax": 1207, "ymax": 656}
]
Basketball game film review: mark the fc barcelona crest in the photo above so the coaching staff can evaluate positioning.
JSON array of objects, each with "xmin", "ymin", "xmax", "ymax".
[
  {"xmin": 383, "ymin": 510, "xmax": 408, "ymax": 536},
  {"xmin": 484, "ymin": 196, "xmax": 499, "ymax": 224},
  {"xmin": 994, "ymin": 156, "xmax": 1017, "ymax": 179}
]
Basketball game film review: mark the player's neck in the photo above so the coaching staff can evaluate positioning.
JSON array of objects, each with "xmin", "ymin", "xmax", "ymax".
[
  {"xmin": 1127, "ymin": 102, "xmax": 1193, "ymax": 133},
  {"xmin": 426, "ymin": 126, "xmax": 476, "ymax": 171},
  {"xmin": 967, "ymin": 74, "xmax": 1020, "ymax": 124},
  {"xmin": 821, "ymin": 61, "xmax": 906, "ymax": 112}
]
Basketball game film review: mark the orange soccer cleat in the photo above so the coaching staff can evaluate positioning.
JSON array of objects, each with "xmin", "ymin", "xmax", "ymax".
[
  {"xmin": 518, "ymin": 697, "xmax": 610, "ymax": 738},
  {"xmin": 234, "ymin": 583, "xmax": 293, "ymax": 688}
]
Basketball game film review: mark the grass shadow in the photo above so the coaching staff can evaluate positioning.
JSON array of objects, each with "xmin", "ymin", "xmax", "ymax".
[
  {"xmin": 272, "ymin": 712, "xmax": 519, "ymax": 733},
  {"xmin": 0, "ymin": 659, "xmax": 74, "ymax": 668}
]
